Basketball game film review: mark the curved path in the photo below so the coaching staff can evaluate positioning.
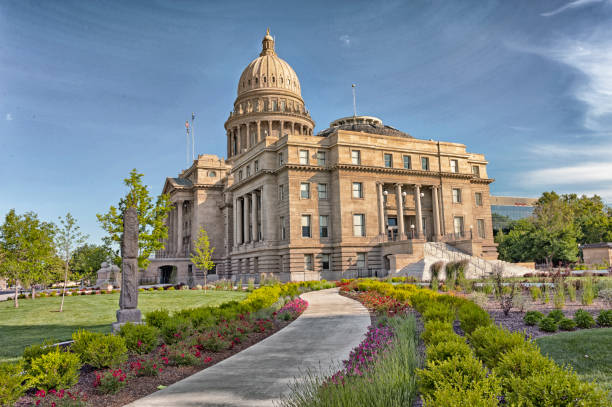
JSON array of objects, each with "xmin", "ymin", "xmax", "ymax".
[{"xmin": 127, "ymin": 288, "xmax": 370, "ymax": 407}]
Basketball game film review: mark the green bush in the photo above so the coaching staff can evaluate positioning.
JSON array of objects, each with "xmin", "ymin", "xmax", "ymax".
[
  {"xmin": 422, "ymin": 379, "xmax": 501, "ymax": 407},
  {"xmin": 194, "ymin": 331, "xmax": 231, "ymax": 352},
  {"xmin": 421, "ymin": 320, "xmax": 454, "ymax": 344},
  {"xmin": 574, "ymin": 309, "xmax": 596, "ymax": 329},
  {"xmin": 559, "ymin": 318, "xmax": 577, "ymax": 331},
  {"xmin": 582, "ymin": 278, "xmax": 595, "ymax": 305},
  {"xmin": 596, "ymin": 309, "xmax": 612, "ymax": 327},
  {"xmin": 29, "ymin": 348, "xmax": 81, "ymax": 390},
  {"xmin": 144, "ymin": 309, "xmax": 170, "ymax": 329},
  {"xmin": 0, "ymin": 361, "xmax": 29, "ymax": 406},
  {"xmin": 22, "ymin": 339, "xmax": 58, "ymax": 372},
  {"xmin": 160, "ymin": 318, "xmax": 193, "ymax": 344},
  {"xmin": 71, "ymin": 330, "xmax": 127, "ymax": 368},
  {"xmin": 538, "ymin": 316, "xmax": 558, "ymax": 332},
  {"xmin": 457, "ymin": 302, "xmax": 492, "ymax": 335},
  {"xmin": 530, "ymin": 286, "xmax": 541, "ymax": 301},
  {"xmin": 493, "ymin": 345, "xmax": 555, "ymax": 384},
  {"xmin": 467, "ymin": 325, "xmax": 526, "ymax": 368},
  {"xmin": 422, "ymin": 302, "xmax": 455, "ymax": 323},
  {"xmin": 417, "ymin": 355, "xmax": 493, "ymax": 398},
  {"xmin": 547, "ymin": 309, "xmax": 565, "ymax": 323},
  {"xmin": 94, "ymin": 368, "xmax": 128, "ymax": 394},
  {"xmin": 166, "ymin": 343, "xmax": 200, "ymax": 366},
  {"xmin": 523, "ymin": 311, "xmax": 544, "ymax": 326},
  {"xmin": 426, "ymin": 339, "xmax": 473, "ymax": 363},
  {"xmin": 118, "ymin": 323, "xmax": 159, "ymax": 354}
]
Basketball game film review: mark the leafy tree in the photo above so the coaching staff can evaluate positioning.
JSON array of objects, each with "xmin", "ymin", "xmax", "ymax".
[
  {"xmin": 71, "ymin": 244, "xmax": 117, "ymax": 284},
  {"xmin": 562, "ymin": 194, "xmax": 612, "ymax": 244},
  {"xmin": 0, "ymin": 210, "xmax": 57, "ymax": 307},
  {"xmin": 532, "ymin": 194, "xmax": 579, "ymax": 266},
  {"xmin": 56, "ymin": 213, "xmax": 88, "ymax": 312},
  {"xmin": 496, "ymin": 219, "xmax": 536, "ymax": 262},
  {"xmin": 97, "ymin": 169, "xmax": 173, "ymax": 269},
  {"xmin": 492, "ymin": 212, "xmax": 513, "ymax": 234},
  {"xmin": 191, "ymin": 228, "xmax": 215, "ymax": 292}
]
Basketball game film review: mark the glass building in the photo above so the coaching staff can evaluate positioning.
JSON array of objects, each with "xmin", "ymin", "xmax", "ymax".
[{"xmin": 490, "ymin": 196, "xmax": 537, "ymax": 232}]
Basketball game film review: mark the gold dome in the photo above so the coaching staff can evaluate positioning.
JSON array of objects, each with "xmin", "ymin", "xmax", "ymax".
[{"xmin": 237, "ymin": 29, "xmax": 302, "ymax": 97}]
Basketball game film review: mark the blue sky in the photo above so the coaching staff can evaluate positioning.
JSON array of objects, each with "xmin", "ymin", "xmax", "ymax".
[{"xmin": 1, "ymin": 0, "xmax": 612, "ymax": 244}]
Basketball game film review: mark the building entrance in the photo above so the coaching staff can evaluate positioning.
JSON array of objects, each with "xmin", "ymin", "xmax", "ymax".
[{"xmin": 159, "ymin": 266, "xmax": 174, "ymax": 284}]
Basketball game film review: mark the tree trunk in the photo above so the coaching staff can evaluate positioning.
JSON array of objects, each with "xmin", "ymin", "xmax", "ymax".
[
  {"xmin": 32, "ymin": 285, "xmax": 36, "ymax": 300},
  {"xmin": 204, "ymin": 271, "xmax": 207, "ymax": 294},
  {"xmin": 59, "ymin": 262, "xmax": 68, "ymax": 312},
  {"xmin": 14, "ymin": 285, "xmax": 18, "ymax": 308}
]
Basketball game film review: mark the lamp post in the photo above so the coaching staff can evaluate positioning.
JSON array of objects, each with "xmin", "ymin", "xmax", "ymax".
[
  {"xmin": 469, "ymin": 225, "xmax": 473, "ymax": 240},
  {"xmin": 410, "ymin": 224, "xmax": 415, "ymax": 239}
]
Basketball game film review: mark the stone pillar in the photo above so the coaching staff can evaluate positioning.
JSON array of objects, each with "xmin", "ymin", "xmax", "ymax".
[
  {"xmin": 176, "ymin": 200, "xmax": 183, "ymax": 256},
  {"xmin": 246, "ymin": 123, "xmax": 250, "ymax": 149},
  {"xmin": 396, "ymin": 184, "xmax": 405, "ymax": 239},
  {"xmin": 257, "ymin": 121, "xmax": 261, "ymax": 143},
  {"xmin": 237, "ymin": 197, "xmax": 243, "ymax": 245},
  {"xmin": 251, "ymin": 190, "xmax": 258, "ymax": 241},
  {"xmin": 415, "ymin": 184, "xmax": 423, "ymax": 238},
  {"xmin": 291, "ymin": 122, "xmax": 295, "ymax": 135},
  {"xmin": 432, "ymin": 186, "xmax": 441, "ymax": 239},
  {"xmin": 113, "ymin": 207, "xmax": 141, "ymax": 331},
  {"xmin": 268, "ymin": 120, "xmax": 272, "ymax": 138},
  {"xmin": 227, "ymin": 130, "xmax": 231, "ymax": 157},
  {"xmin": 233, "ymin": 197, "xmax": 238, "ymax": 247},
  {"xmin": 233, "ymin": 127, "xmax": 239, "ymax": 154},
  {"xmin": 243, "ymin": 195, "xmax": 250, "ymax": 243},
  {"xmin": 377, "ymin": 183, "xmax": 385, "ymax": 235}
]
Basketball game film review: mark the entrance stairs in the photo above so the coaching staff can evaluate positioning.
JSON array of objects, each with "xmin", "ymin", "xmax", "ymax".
[{"xmin": 399, "ymin": 242, "xmax": 535, "ymax": 281}]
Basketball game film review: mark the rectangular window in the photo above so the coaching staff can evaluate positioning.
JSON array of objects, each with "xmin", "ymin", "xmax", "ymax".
[
  {"xmin": 477, "ymin": 219, "xmax": 485, "ymax": 239},
  {"xmin": 452, "ymin": 188, "xmax": 462, "ymax": 203},
  {"xmin": 304, "ymin": 254, "xmax": 314, "ymax": 271},
  {"xmin": 472, "ymin": 165, "xmax": 480, "ymax": 177},
  {"xmin": 450, "ymin": 159, "xmax": 458, "ymax": 173},
  {"xmin": 299, "ymin": 149, "xmax": 309, "ymax": 165},
  {"xmin": 475, "ymin": 192, "xmax": 483, "ymax": 207},
  {"xmin": 301, "ymin": 215, "xmax": 311, "ymax": 238},
  {"xmin": 351, "ymin": 150, "xmax": 361, "ymax": 165},
  {"xmin": 238, "ymin": 170, "xmax": 243, "ymax": 181},
  {"xmin": 421, "ymin": 157, "xmax": 429, "ymax": 170},
  {"xmin": 300, "ymin": 182, "xmax": 310, "ymax": 199},
  {"xmin": 319, "ymin": 215, "xmax": 329, "ymax": 238},
  {"xmin": 453, "ymin": 216, "xmax": 464, "ymax": 236},
  {"xmin": 280, "ymin": 216, "xmax": 286, "ymax": 240},
  {"xmin": 384, "ymin": 153, "xmax": 393, "ymax": 168},
  {"xmin": 278, "ymin": 184, "xmax": 285, "ymax": 201},
  {"xmin": 246, "ymin": 166, "xmax": 251, "ymax": 177},
  {"xmin": 356, "ymin": 253, "xmax": 366, "ymax": 269},
  {"xmin": 321, "ymin": 254, "xmax": 330, "ymax": 271},
  {"xmin": 318, "ymin": 183, "xmax": 328, "ymax": 199},
  {"xmin": 403, "ymin": 155, "xmax": 411, "ymax": 169},
  {"xmin": 254, "ymin": 160, "xmax": 259, "ymax": 172},
  {"xmin": 353, "ymin": 214, "xmax": 365, "ymax": 237},
  {"xmin": 317, "ymin": 151, "xmax": 326, "ymax": 166},
  {"xmin": 278, "ymin": 152, "xmax": 284, "ymax": 166},
  {"xmin": 352, "ymin": 182, "xmax": 363, "ymax": 198}
]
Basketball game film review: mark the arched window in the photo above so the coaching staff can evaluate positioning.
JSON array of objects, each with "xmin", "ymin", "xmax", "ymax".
[
  {"xmin": 209, "ymin": 171, "xmax": 216, "ymax": 177},
  {"xmin": 263, "ymin": 76, "xmax": 267, "ymax": 83},
  {"xmin": 248, "ymin": 79, "xmax": 251, "ymax": 85},
  {"xmin": 272, "ymin": 76, "xmax": 275, "ymax": 83},
  {"xmin": 255, "ymin": 77, "xmax": 259, "ymax": 84}
]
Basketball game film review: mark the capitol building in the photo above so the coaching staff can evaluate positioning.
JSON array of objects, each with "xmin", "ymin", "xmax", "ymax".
[{"xmin": 143, "ymin": 30, "xmax": 498, "ymax": 284}]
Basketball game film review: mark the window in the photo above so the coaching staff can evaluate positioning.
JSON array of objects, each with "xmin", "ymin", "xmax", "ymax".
[
  {"xmin": 356, "ymin": 253, "xmax": 366, "ymax": 269},
  {"xmin": 318, "ymin": 183, "xmax": 328, "ymax": 199},
  {"xmin": 208, "ymin": 171, "xmax": 216, "ymax": 177},
  {"xmin": 477, "ymin": 219, "xmax": 485, "ymax": 239},
  {"xmin": 278, "ymin": 152, "xmax": 284, "ymax": 166},
  {"xmin": 300, "ymin": 182, "xmax": 310, "ymax": 199},
  {"xmin": 238, "ymin": 170, "xmax": 243, "ymax": 181},
  {"xmin": 319, "ymin": 215, "xmax": 329, "ymax": 238},
  {"xmin": 403, "ymin": 155, "xmax": 411, "ymax": 169},
  {"xmin": 321, "ymin": 254, "xmax": 330, "ymax": 271},
  {"xmin": 254, "ymin": 160, "xmax": 259, "ymax": 172},
  {"xmin": 353, "ymin": 214, "xmax": 365, "ymax": 236},
  {"xmin": 475, "ymin": 192, "xmax": 483, "ymax": 207},
  {"xmin": 472, "ymin": 165, "xmax": 480, "ymax": 177},
  {"xmin": 278, "ymin": 184, "xmax": 285, "ymax": 201},
  {"xmin": 246, "ymin": 166, "xmax": 251, "ymax": 177},
  {"xmin": 351, "ymin": 150, "xmax": 361, "ymax": 165},
  {"xmin": 452, "ymin": 188, "xmax": 462, "ymax": 203},
  {"xmin": 352, "ymin": 182, "xmax": 363, "ymax": 198},
  {"xmin": 301, "ymin": 215, "xmax": 311, "ymax": 237},
  {"xmin": 304, "ymin": 254, "xmax": 313, "ymax": 271},
  {"xmin": 450, "ymin": 159, "xmax": 458, "ymax": 173},
  {"xmin": 384, "ymin": 153, "xmax": 393, "ymax": 168},
  {"xmin": 299, "ymin": 149, "xmax": 309, "ymax": 165},
  {"xmin": 280, "ymin": 216, "xmax": 286, "ymax": 240},
  {"xmin": 453, "ymin": 216, "xmax": 464, "ymax": 236},
  {"xmin": 421, "ymin": 157, "xmax": 430, "ymax": 170},
  {"xmin": 317, "ymin": 151, "xmax": 326, "ymax": 166}
]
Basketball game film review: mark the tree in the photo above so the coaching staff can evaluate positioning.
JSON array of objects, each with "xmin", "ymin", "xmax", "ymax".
[
  {"xmin": 97, "ymin": 169, "xmax": 173, "ymax": 269},
  {"xmin": 56, "ymin": 213, "xmax": 88, "ymax": 312},
  {"xmin": 191, "ymin": 228, "xmax": 215, "ymax": 292},
  {"xmin": 0, "ymin": 210, "xmax": 57, "ymax": 308},
  {"xmin": 563, "ymin": 194, "xmax": 612, "ymax": 244},
  {"xmin": 71, "ymin": 244, "xmax": 117, "ymax": 285},
  {"xmin": 532, "ymin": 195, "xmax": 579, "ymax": 267}
]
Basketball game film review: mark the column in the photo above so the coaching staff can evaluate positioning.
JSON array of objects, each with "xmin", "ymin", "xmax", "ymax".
[
  {"xmin": 377, "ymin": 183, "xmax": 385, "ymax": 235},
  {"xmin": 415, "ymin": 184, "xmax": 423, "ymax": 238},
  {"xmin": 243, "ymin": 195, "xmax": 250, "ymax": 244},
  {"xmin": 234, "ymin": 127, "xmax": 239, "ymax": 154},
  {"xmin": 236, "ymin": 197, "xmax": 243, "ymax": 245},
  {"xmin": 291, "ymin": 122, "xmax": 295, "ymax": 135},
  {"xmin": 256, "ymin": 121, "xmax": 261, "ymax": 143},
  {"xmin": 268, "ymin": 120, "xmax": 272, "ymax": 138},
  {"xmin": 251, "ymin": 190, "xmax": 258, "ymax": 241},
  {"xmin": 432, "ymin": 186, "xmax": 441, "ymax": 239},
  {"xmin": 246, "ymin": 123, "xmax": 250, "ymax": 149},
  {"xmin": 233, "ymin": 197, "xmax": 239, "ymax": 247},
  {"xmin": 395, "ymin": 184, "xmax": 405, "ymax": 239},
  {"xmin": 227, "ymin": 130, "xmax": 231, "ymax": 157},
  {"xmin": 176, "ymin": 201, "xmax": 183, "ymax": 256}
]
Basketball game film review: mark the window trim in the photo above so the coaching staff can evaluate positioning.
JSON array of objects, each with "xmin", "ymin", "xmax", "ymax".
[
  {"xmin": 450, "ymin": 159, "xmax": 459, "ymax": 173},
  {"xmin": 421, "ymin": 156, "xmax": 430, "ymax": 171},
  {"xmin": 352, "ymin": 182, "xmax": 363, "ymax": 199},
  {"xmin": 356, "ymin": 252, "xmax": 367, "ymax": 269},
  {"xmin": 403, "ymin": 155, "xmax": 411, "ymax": 169},
  {"xmin": 475, "ymin": 192, "xmax": 483, "ymax": 207},
  {"xmin": 383, "ymin": 153, "xmax": 393, "ymax": 168},
  {"xmin": 351, "ymin": 149, "xmax": 361, "ymax": 165},
  {"xmin": 301, "ymin": 214, "xmax": 312, "ymax": 238},
  {"xmin": 304, "ymin": 254, "xmax": 314, "ymax": 271},
  {"xmin": 321, "ymin": 253, "xmax": 330, "ymax": 271},
  {"xmin": 300, "ymin": 182, "xmax": 310, "ymax": 199},
  {"xmin": 317, "ymin": 183, "xmax": 328, "ymax": 200},
  {"xmin": 319, "ymin": 215, "xmax": 329, "ymax": 238},
  {"xmin": 452, "ymin": 188, "xmax": 462, "ymax": 204},
  {"xmin": 316, "ymin": 150, "xmax": 326, "ymax": 166},
  {"xmin": 299, "ymin": 149, "xmax": 309, "ymax": 165},
  {"xmin": 477, "ymin": 218, "xmax": 486, "ymax": 239},
  {"xmin": 353, "ymin": 213, "xmax": 366, "ymax": 237}
]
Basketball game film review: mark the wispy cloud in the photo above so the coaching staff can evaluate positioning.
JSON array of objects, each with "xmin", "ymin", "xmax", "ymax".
[
  {"xmin": 541, "ymin": 0, "xmax": 603, "ymax": 17},
  {"xmin": 508, "ymin": 125, "xmax": 534, "ymax": 132},
  {"xmin": 339, "ymin": 34, "xmax": 351, "ymax": 47},
  {"xmin": 5, "ymin": 113, "xmax": 12, "ymax": 121}
]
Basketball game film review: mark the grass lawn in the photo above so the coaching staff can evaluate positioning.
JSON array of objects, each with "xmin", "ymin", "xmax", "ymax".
[
  {"xmin": 0, "ymin": 290, "xmax": 247, "ymax": 363},
  {"xmin": 536, "ymin": 328, "xmax": 612, "ymax": 398}
]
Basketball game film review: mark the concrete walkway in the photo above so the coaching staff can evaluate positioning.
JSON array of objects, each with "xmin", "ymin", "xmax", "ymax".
[{"xmin": 127, "ymin": 288, "xmax": 370, "ymax": 407}]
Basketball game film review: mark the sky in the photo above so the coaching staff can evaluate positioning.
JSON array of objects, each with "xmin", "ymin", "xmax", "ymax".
[{"xmin": 1, "ymin": 0, "xmax": 612, "ymax": 244}]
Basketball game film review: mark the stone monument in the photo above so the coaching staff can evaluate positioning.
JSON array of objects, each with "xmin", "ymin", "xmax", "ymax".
[
  {"xmin": 112, "ymin": 207, "xmax": 141, "ymax": 331},
  {"xmin": 95, "ymin": 260, "xmax": 121, "ymax": 290}
]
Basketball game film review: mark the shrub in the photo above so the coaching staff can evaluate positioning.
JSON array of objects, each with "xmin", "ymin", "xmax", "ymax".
[
  {"xmin": 129, "ymin": 358, "xmax": 163, "ymax": 377},
  {"xmin": 71, "ymin": 330, "xmax": 127, "ymax": 368},
  {"xmin": 94, "ymin": 368, "xmax": 128, "ymax": 394},
  {"xmin": 194, "ymin": 331, "xmax": 231, "ymax": 352},
  {"xmin": 144, "ymin": 309, "xmax": 170, "ymax": 329},
  {"xmin": 422, "ymin": 302, "xmax": 455, "ymax": 323},
  {"xmin": 538, "ymin": 316, "xmax": 558, "ymax": 332},
  {"xmin": 467, "ymin": 292, "xmax": 488, "ymax": 309},
  {"xmin": 566, "ymin": 281, "xmax": 577, "ymax": 302},
  {"xmin": 530, "ymin": 286, "xmax": 541, "ymax": 301},
  {"xmin": 598, "ymin": 288, "xmax": 612, "ymax": 307},
  {"xmin": 523, "ymin": 311, "xmax": 544, "ymax": 326},
  {"xmin": 0, "ymin": 361, "xmax": 29, "ymax": 406},
  {"xmin": 32, "ymin": 389, "xmax": 88, "ymax": 407},
  {"xmin": 543, "ymin": 292, "xmax": 550, "ymax": 304},
  {"xmin": 417, "ymin": 355, "xmax": 493, "ymax": 398},
  {"xmin": 553, "ymin": 287, "xmax": 565, "ymax": 309},
  {"xmin": 22, "ymin": 339, "xmax": 58, "ymax": 372},
  {"xmin": 559, "ymin": 318, "xmax": 577, "ymax": 331},
  {"xmin": 467, "ymin": 325, "xmax": 526, "ymax": 368},
  {"xmin": 596, "ymin": 309, "xmax": 612, "ymax": 327},
  {"xmin": 29, "ymin": 348, "xmax": 81, "ymax": 390},
  {"xmin": 421, "ymin": 320, "xmax": 454, "ymax": 344},
  {"xmin": 167, "ymin": 286, "xmax": 175, "ymax": 291},
  {"xmin": 160, "ymin": 318, "xmax": 193, "ymax": 344},
  {"xmin": 430, "ymin": 261, "xmax": 443, "ymax": 291},
  {"xmin": 426, "ymin": 339, "xmax": 473, "ymax": 363},
  {"xmin": 118, "ymin": 322, "xmax": 159, "ymax": 354},
  {"xmin": 582, "ymin": 278, "xmax": 595, "ymax": 305},
  {"xmin": 422, "ymin": 379, "xmax": 501, "ymax": 407},
  {"xmin": 547, "ymin": 309, "xmax": 565, "ymax": 323},
  {"xmin": 574, "ymin": 309, "xmax": 596, "ymax": 328},
  {"xmin": 457, "ymin": 302, "xmax": 491, "ymax": 334},
  {"xmin": 164, "ymin": 343, "xmax": 200, "ymax": 366},
  {"xmin": 156, "ymin": 286, "xmax": 164, "ymax": 291},
  {"xmin": 494, "ymin": 345, "xmax": 555, "ymax": 384}
]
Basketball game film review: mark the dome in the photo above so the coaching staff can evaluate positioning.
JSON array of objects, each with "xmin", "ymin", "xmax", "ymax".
[
  {"xmin": 317, "ymin": 116, "xmax": 413, "ymax": 139},
  {"xmin": 237, "ymin": 29, "xmax": 302, "ymax": 98}
]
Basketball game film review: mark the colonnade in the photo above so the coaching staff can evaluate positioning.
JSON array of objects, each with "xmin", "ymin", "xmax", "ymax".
[
  {"xmin": 227, "ymin": 120, "xmax": 313, "ymax": 157},
  {"xmin": 233, "ymin": 187, "xmax": 266, "ymax": 246},
  {"xmin": 164, "ymin": 200, "xmax": 191, "ymax": 257}
]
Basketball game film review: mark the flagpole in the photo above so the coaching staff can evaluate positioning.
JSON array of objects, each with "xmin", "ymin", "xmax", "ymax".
[
  {"xmin": 185, "ymin": 121, "xmax": 190, "ymax": 166},
  {"xmin": 191, "ymin": 112, "xmax": 195, "ymax": 161}
]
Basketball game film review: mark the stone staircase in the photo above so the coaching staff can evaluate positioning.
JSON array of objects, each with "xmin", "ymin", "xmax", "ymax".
[{"xmin": 397, "ymin": 242, "xmax": 535, "ymax": 281}]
